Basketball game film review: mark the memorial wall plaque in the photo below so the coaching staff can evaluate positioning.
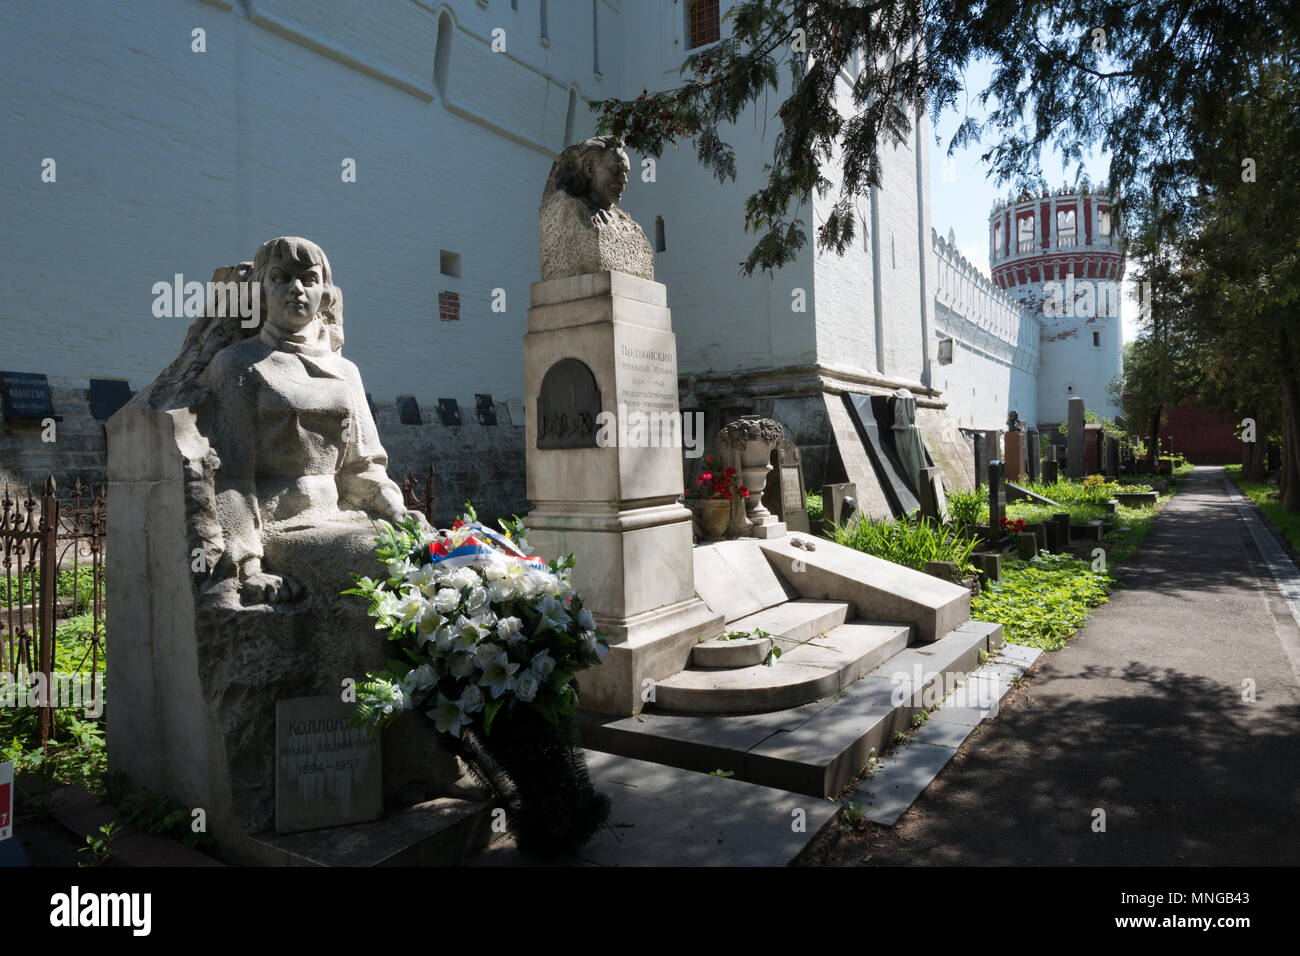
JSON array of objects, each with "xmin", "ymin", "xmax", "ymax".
[
  {"xmin": 475, "ymin": 393, "xmax": 497, "ymax": 426},
  {"xmin": 537, "ymin": 358, "xmax": 601, "ymax": 449},
  {"xmin": 397, "ymin": 395, "xmax": 422, "ymax": 425},
  {"xmin": 1, "ymin": 371, "xmax": 55, "ymax": 423},
  {"xmin": 437, "ymin": 398, "xmax": 462, "ymax": 427},
  {"xmin": 275, "ymin": 696, "xmax": 383, "ymax": 834},
  {"xmin": 89, "ymin": 378, "xmax": 132, "ymax": 421},
  {"xmin": 764, "ymin": 439, "xmax": 809, "ymax": 533}
]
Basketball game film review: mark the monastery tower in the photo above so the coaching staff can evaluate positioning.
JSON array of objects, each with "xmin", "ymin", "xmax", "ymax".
[{"xmin": 989, "ymin": 187, "xmax": 1125, "ymax": 427}]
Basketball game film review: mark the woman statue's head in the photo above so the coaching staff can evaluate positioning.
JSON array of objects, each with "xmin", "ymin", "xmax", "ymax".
[
  {"xmin": 543, "ymin": 136, "xmax": 630, "ymax": 210},
  {"xmin": 253, "ymin": 236, "xmax": 336, "ymax": 337}
]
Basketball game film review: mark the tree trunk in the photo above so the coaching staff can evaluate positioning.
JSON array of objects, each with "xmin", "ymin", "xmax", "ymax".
[
  {"xmin": 1242, "ymin": 406, "xmax": 1265, "ymax": 482},
  {"xmin": 1147, "ymin": 404, "xmax": 1163, "ymax": 472},
  {"xmin": 1278, "ymin": 330, "xmax": 1300, "ymax": 513}
]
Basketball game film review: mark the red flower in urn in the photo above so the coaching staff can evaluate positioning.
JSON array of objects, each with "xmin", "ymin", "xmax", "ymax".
[{"xmin": 684, "ymin": 455, "xmax": 747, "ymax": 500}]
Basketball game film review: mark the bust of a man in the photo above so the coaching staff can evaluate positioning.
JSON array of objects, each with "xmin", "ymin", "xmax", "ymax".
[{"xmin": 539, "ymin": 136, "xmax": 654, "ymax": 281}]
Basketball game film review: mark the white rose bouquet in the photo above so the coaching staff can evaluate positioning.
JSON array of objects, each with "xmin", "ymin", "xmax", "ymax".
[{"xmin": 346, "ymin": 507, "xmax": 609, "ymax": 738}]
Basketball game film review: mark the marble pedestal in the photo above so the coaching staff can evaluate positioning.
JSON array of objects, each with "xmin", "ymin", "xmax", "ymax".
[{"xmin": 524, "ymin": 271, "xmax": 722, "ymax": 715}]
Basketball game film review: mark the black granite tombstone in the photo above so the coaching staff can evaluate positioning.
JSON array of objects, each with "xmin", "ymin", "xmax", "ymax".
[
  {"xmin": 988, "ymin": 460, "xmax": 1007, "ymax": 534},
  {"xmin": 89, "ymin": 378, "xmax": 132, "ymax": 421},
  {"xmin": 1027, "ymin": 428, "xmax": 1041, "ymax": 482},
  {"xmin": 973, "ymin": 432, "xmax": 988, "ymax": 489},
  {"xmin": 1, "ymin": 371, "xmax": 56, "ymax": 423},
  {"xmin": 764, "ymin": 439, "xmax": 810, "ymax": 534}
]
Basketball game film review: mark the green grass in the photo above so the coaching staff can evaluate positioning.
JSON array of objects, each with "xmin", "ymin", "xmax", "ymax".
[
  {"xmin": 1226, "ymin": 464, "xmax": 1300, "ymax": 552},
  {"xmin": 971, "ymin": 552, "xmax": 1113, "ymax": 650},
  {"xmin": 827, "ymin": 514, "xmax": 980, "ymax": 574}
]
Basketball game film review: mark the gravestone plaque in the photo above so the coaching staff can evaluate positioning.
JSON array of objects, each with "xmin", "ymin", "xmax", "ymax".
[
  {"xmin": 397, "ymin": 395, "xmax": 422, "ymax": 425},
  {"xmin": 822, "ymin": 482, "xmax": 859, "ymax": 527},
  {"xmin": 1066, "ymin": 397, "xmax": 1085, "ymax": 478},
  {"xmin": 1084, "ymin": 424, "xmax": 1103, "ymax": 474},
  {"xmin": 1027, "ymin": 428, "xmax": 1041, "ymax": 482},
  {"xmin": 89, "ymin": 379, "xmax": 132, "ymax": 421},
  {"xmin": 438, "ymin": 398, "xmax": 462, "ymax": 427},
  {"xmin": 275, "ymin": 696, "xmax": 382, "ymax": 834},
  {"xmin": 1004, "ymin": 431, "xmax": 1024, "ymax": 482},
  {"xmin": 475, "ymin": 393, "xmax": 497, "ymax": 426},
  {"xmin": 918, "ymin": 466, "xmax": 949, "ymax": 525},
  {"xmin": 988, "ymin": 460, "xmax": 1006, "ymax": 534},
  {"xmin": 973, "ymin": 432, "xmax": 988, "ymax": 488},
  {"xmin": 537, "ymin": 358, "xmax": 601, "ymax": 449},
  {"xmin": 1, "ymin": 371, "xmax": 55, "ymax": 423},
  {"xmin": 1042, "ymin": 459, "xmax": 1058, "ymax": 483},
  {"xmin": 763, "ymin": 439, "xmax": 809, "ymax": 533}
]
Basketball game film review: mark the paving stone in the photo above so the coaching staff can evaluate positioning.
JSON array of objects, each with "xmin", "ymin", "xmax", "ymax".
[
  {"xmin": 910, "ymin": 717, "xmax": 976, "ymax": 750},
  {"xmin": 850, "ymin": 742, "xmax": 958, "ymax": 825}
]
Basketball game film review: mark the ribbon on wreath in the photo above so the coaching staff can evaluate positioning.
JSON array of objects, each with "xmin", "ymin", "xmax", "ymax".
[{"xmin": 420, "ymin": 519, "xmax": 548, "ymax": 571}]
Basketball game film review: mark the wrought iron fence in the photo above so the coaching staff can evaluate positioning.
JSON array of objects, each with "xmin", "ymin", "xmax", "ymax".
[
  {"xmin": 400, "ymin": 464, "xmax": 436, "ymax": 526},
  {"xmin": 0, "ymin": 476, "xmax": 105, "ymax": 751}
]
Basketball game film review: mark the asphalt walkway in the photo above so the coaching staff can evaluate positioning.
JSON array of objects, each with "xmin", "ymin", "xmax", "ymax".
[{"xmin": 832, "ymin": 466, "xmax": 1300, "ymax": 866}]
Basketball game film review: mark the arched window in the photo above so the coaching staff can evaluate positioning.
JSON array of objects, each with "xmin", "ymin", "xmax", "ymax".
[
  {"xmin": 686, "ymin": 0, "xmax": 720, "ymax": 49},
  {"xmin": 654, "ymin": 216, "xmax": 666, "ymax": 252},
  {"xmin": 434, "ymin": 12, "xmax": 452, "ymax": 101},
  {"xmin": 1017, "ymin": 214, "xmax": 1035, "ymax": 253},
  {"xmin": 1056, "ymin": 207, "xmax": 1077, "ymax": 247},
  {"xmin": 992, "ymin": 221, "xmax": 1002, "ymax": 260}
]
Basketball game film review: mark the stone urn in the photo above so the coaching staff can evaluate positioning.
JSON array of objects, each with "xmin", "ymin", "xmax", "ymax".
[
  {"xmin": 697, "ymin": 498, "xmax": 732, "ymax": 540},
  {"xmin": 717, "ymin": 417, "xmax": 787, "ymax": 538}
]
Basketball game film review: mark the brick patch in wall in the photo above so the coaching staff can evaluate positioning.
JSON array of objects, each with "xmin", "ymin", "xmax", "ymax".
[{"xmin": 438, "ymin": 290, "xmax": 460, "ymax": 321}]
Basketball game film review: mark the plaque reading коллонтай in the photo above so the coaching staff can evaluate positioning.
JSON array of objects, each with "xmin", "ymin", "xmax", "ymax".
[{"xmin": 275, "ymin": 696, "xmax": 382, "ymax": 834}]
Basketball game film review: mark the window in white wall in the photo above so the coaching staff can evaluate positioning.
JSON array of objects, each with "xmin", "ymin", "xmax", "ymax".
[
  {"xmin": 440, "ymin": 251, "xmax": 462, "ymax": 277},
  {"xmin": 1017, "ymin": 214, "xmax": 1035, "ymax": 252},
  {"xmin": 434, "ymin": 12, "xmax": 453, "ymax": 100},
  {"xmin": 1092, "ymin": 330, "xmax": 1101, "ymax": 347},
  {"xmin": 564, "ymin": 88, "xmax": 577, "ymax": 144},
  {"xmin": 1098, "ymin": 207, "xmax": 1111, "ymax": 242},
  {"xmin": 654, "ymin": 216, "xmax": 666, "ymax": 252},
  {"xmin": 686, "ymin": 0, "xmax": 721, "ymax": 49},
  {"xmin": 992, "ymin": 221, "xmax": 1001, "ymax": 260},
  {"xmin": 1056, "ymin": 207, "xmax": 1077, "ymax": 247},
  {"xmin": 540, "ymin": 0, "xmax": 548, "ymax": 40},
  {"xmin": 592, "ymin": 0, "xmax": 600, "ymax": 74}
]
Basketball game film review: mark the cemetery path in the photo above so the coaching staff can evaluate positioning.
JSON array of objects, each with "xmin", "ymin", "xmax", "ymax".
[{"xmin": 831, "ymin": 466, "xmax": 1300, "ymax": 866}]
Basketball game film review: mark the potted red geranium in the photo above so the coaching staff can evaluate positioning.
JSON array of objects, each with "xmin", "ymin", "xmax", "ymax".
[{"xmin": 684, "ymin": 454, "xmax": 750, "ymax": 539}]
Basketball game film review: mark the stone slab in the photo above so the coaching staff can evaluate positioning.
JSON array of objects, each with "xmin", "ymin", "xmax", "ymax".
[
  {"xmin": 822, "ymin": 394, "xmax": 892, "ymax": 520},
  {"xmin": 850, "ymin": 741, "xmax": 958, "ymax": 825},
  {"xmin": 909, "ymin": 717, "xmax": 977, "ymax": 750},
  {"xmin": 844, "ymin": 392, "xmax": 920, "ymax": 515},
  {"xmin": 275, "ymin": 697, "xmax": 383, "ymax": 835},
  {"xmin": 466, "ymin": 750, "xmax": 836, "ymax": 867},
  {"xmin": 727, "ymin": 598, "xmax": 852, "ymax": 643}
]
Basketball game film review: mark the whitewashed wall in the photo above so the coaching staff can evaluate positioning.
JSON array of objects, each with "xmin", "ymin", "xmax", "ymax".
[{"xmin": 931, "ymin": 230, "xmax": 1040, "ymax": 429}]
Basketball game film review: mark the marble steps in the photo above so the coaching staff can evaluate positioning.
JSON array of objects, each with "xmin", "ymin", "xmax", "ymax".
[
  {"xmin": 582, "ymin": 620, "xmax": 1003, "ymax": 798},
  {"xmin": 657, "ymin": 616, "xmax": 909, "ymax": 715}
]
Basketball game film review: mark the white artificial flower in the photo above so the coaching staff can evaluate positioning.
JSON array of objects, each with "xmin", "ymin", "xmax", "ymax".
[
  {"xmin": 394, "ymin": 592, "xmax": 424, "ymax": 625},
  {"xmin": 477, "ymin": 652, "xmax": 520, "ymax": 699},
  {"xmin": 406, "ymin": 563, "xmax": 438, "ymax": 592},
  {"xmin": 434, "ymin": 624, "xmax": 457, "ymax": 652},
  {"xmin": 537, "ymin": 594, "xmax": 572, "ymax": 629},
  {"xmin": 580, "ymin": 631, "xmax": 609, "ymax": 661},
  {"xmin": 488, "ymin": 580, "xmax": 516, "ymax": 604},
  {"xmin": 433, "ymin": 587, "xmax": 461, "ymax": 616},
  {"xmin": 465, "ymin": 585, "xmax": 490, "ymax": 615},
  {"xmin": 400, "ymin": 663, "xmax": 438, "ymax": 698},
  {"xmin": 451, "ymin": 566, "xmax": 480, "ymax": 591},
  {"xmin": 448, "ymin": 652, "xmax": 477, "ymax": 679},
  {"xmin": 373, "ymin": 591, "xmax": 400, "ymax": 622},
  {"xmin": 386, "ymin": 556, "xmax": 417, "ymax": 581},
  {"xmin": 427, "ymin": 693, "xmax": 471, "ymax": 737},
  {"xmin": 473, "ymin": 641, "xmax": 502, "ymax": 666},
  {"xmin": 454, "ymin": 615, "xmax": 488, "ymax": 652},
  {"xmin": 496, "ymin": 616, "xmax": 525, "ymax": 644},
  {"xmin": 483, "ymin": 562, "xmax": 509, "ymax": 584},
  {"xmin": 415, "ymin": 607, "xmax": 444, "ymax": 645},
  {"xmin": 458, "ymin": 683, "xmax": 484, "ymax": 714},
  {"xmin": 530, "ymin": 650, "xmax": 556, "ymax": 679},
  {"xmin": 515, "ymin": 669, "xmax": 541, "ymax": 703}
]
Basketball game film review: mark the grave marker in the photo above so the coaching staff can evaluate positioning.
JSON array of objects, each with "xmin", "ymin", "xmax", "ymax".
[
  {"xmin": 1027, "ymin": 428, "xmax": 1041, "ymax": 482},
  {"xmin": 763, "ymin": 439, "xmax": 809, "ymax": 533},
  {"xmin": 1066, "ymin": 397, "xmax": 1085, "ymax": 479},
  {"xmin": 1, "ymin": 371, "xmax": 55, "ymax": 423},
  {"xmin": 89, "ymin": 378, "xmax": 133, "ymax": 421},
  {"xmin": 988, "ymin": 460, "xmax": 1006, "ymax": 534},
  {"xmin": 275, "ymin": 696, "xmax": 383, "ymax": 834},
  {"xmin": 536, "ymin": 357, "xmax": 601, "ymax": 448},
  {"xmin": 973, "ymin": 432, "xmax": 988, "ymax": 489}
]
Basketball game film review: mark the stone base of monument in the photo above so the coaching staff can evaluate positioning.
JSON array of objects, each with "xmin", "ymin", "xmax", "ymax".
[
  {"xmin": 525, "ymin": 271, "xmax": 724, "ymax": 716},
  {"xmin": 244, "ymin": 796, "xmax": 494, "ymax": 867},
  {"xmin": 747, "ymin": 516, "xmax": 787, "ymax": 539}
]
